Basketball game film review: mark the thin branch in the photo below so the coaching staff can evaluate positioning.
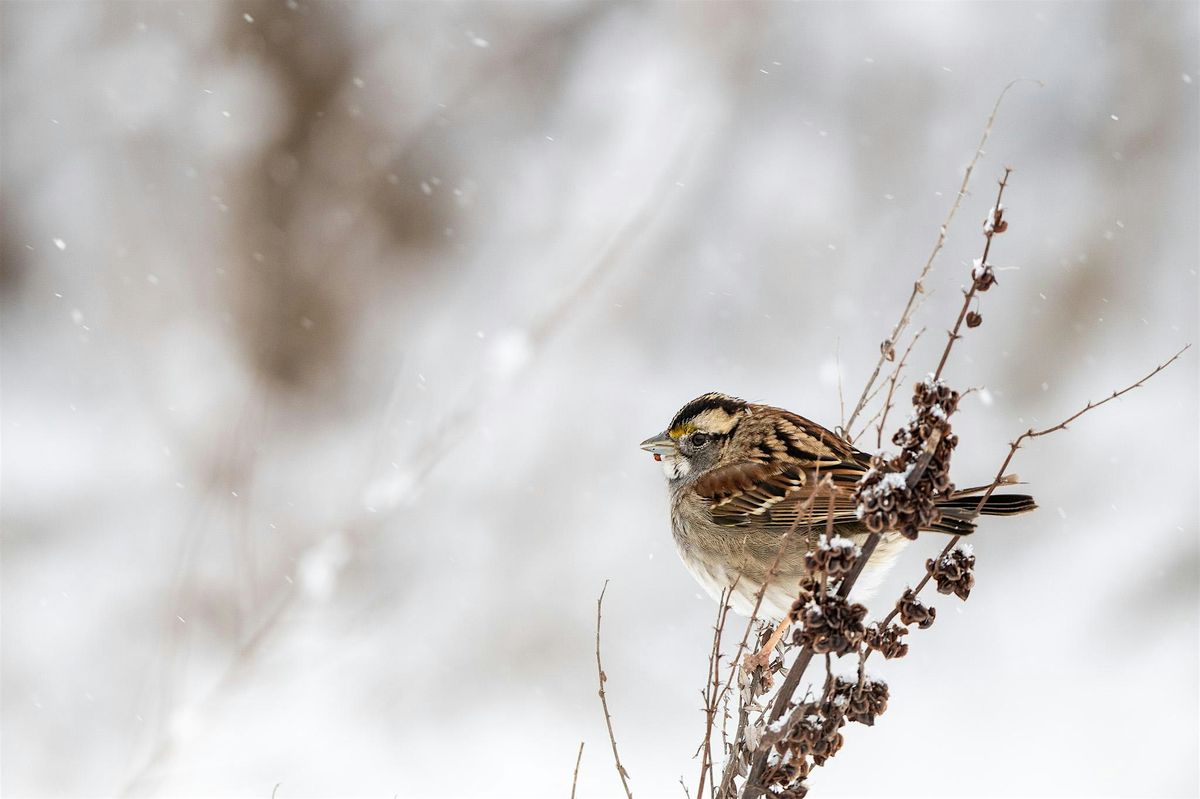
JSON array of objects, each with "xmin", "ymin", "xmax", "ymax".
[
  {"xmin": 697, "ymin": 588, "xmax": 733, "ymax": 798},
  {"xmin": 570, "ymin": 741, "xmax": 585, "ymax": 799},
  {"xmin": 836, "ymin": 339, "xmax": 846, "ymax": 432},
  {"xmin": 932, "ymin": 168, "xmax": 1012, "ymax": 380},
  {"xmin": 973, "ymin": 344, "xmax": 1189, "ymax": 510},
  {"xmin": 848, "ymin": 368, "xmax": 902, "ymax": 443},
  {"xmin": 844, "ymin": 79, "xmax": 1037, "ymax": 433},
  {"xmin": 861, "ymin": 327, "xmax": 924, "ymax": 449},
  {"xmin": 596, "ymin": 581, "xmax": 634, "ymax": 799}
]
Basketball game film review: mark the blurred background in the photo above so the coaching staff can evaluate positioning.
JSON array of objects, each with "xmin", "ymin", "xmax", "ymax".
[{"xmin": 2, "ymin": 2, "xmax": 1197, "ymax": 797}]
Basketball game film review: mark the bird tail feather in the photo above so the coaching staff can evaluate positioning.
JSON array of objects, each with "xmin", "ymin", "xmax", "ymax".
[{"xmin": 929, "ymin": 493, "xmax": 1037, "ymax": 535}]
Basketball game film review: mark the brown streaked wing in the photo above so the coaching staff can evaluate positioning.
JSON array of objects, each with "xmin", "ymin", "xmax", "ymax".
[
  {"xmin": 747, "ymin": 464, "xmax": 869, "ymax": 531},
  {"xmin": 693, "ymin": 461, "xmax": 809, "ymax": 526},
  {"xmin": 701, "ymin": 461, "xmax": 868, "ymax": 529}
]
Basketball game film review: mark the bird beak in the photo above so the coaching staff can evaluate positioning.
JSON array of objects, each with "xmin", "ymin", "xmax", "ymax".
[{"xmin": 640, "ymin": 432, "xmax": 677, "ymax": 462}]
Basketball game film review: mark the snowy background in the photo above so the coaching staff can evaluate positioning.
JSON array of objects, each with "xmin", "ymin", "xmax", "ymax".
[{"xmin": 2, "ymin": 2, "xmax": 1197, "ymax": 797}]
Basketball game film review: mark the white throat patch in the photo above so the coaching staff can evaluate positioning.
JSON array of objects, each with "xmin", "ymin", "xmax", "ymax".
[{"xmin": 661, "ymin": 454, "xmax": 691, "ymax": 480}]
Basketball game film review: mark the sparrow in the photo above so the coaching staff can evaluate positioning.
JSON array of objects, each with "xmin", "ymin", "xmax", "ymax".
[{"xmin": 641, "ymin": 392, "xmax": 1036, "ymax": 622}]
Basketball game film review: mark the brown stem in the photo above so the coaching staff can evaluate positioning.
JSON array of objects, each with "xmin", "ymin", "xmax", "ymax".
[
  {"xmin": 570, "ymin": 741, "xmax": 585, "ymax": 799},
  {"xmin": 697, "ymin": 589, "xmax": 733, "ymax": 798},
  {"xmin": 932, "ymin": 168, "xmax": 1012, "ymax": 381},
  {"xmin": 596, "ymin": 581, "xmax": 634, "ymax": 799},
  {"xmin": 871, "ymin": 328, "xmax": 925, "ymax": 448}
]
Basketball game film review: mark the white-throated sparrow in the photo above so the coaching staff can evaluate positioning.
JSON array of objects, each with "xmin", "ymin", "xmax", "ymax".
[{"xmin": 641, "ymin": 392, "xmax": 1036, "ymax": 622}]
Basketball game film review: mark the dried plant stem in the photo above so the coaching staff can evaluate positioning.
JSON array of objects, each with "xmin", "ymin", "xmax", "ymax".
[
  {"xmin": 836, "ymin": 339, "xmax": 847, "ymax": 432},
  {"xmin": 716, "ymin": 627, "xmax": 768, "ymax": 798},
  {"xmin": 697, "ymin": 588, "xmax": 734, "ymax": 799},
  {"xmin": 596, "ymin": 581, "xmax": 634, "ymax": 799},
  {"xmin": 570, "ymin": 741, "xmax": 585, "ymax": 799},
  {"xmin": 844, "ymin": 80, "xmax": 1032, "ymax": 433},
  {"xmin": 858, "ymin": 327, "xmax": 924, "ymax": 448},
  {"xmin": 975, "ymin": 346, "xmax": 1188, "ymax": 509},
  {"xmin": 932, "ymin": 168, "xmax": 1011, "ymax": 380}
]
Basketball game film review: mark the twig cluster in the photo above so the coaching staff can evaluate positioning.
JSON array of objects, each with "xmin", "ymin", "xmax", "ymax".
[{"xmin": 730, "ymin": 163, "xmax": 1016, "ymax": 798}]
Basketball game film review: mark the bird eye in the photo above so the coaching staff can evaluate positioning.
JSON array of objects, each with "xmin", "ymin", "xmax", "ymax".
[{"xmin": 691, "ymin": 432, "xmax": 710, "ymax": 448}]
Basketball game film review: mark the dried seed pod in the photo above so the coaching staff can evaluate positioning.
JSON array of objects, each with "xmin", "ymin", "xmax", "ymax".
[
  {"xmin": 864, "ymin": 621, "xmax": 910, "ymax": 659},
  {"xmin": 972, "ymin": 262, "xmax": 997, "ymax": 292},
  {"xmin": 805, "ymin": 535, "xmax": 860, "ymax": 579},
  {"xmin": 927, "ymin": 544, "xmax": 976, "ymax": 600},
  {"xmin": 762, "ymin": 698, "xmax": 850, "ymax": 794},
  {"xmin": 792, "ymin": 593, "xmax": 868, "ymax": 656},
  {"xmin": 762, "ymin": 755, "xmax": 805, "ymax": 785},
  {"xmin": 833, "ymin": 677, "xmax": 890, "ymax": 726},
  {"xmin": 897, "ymin": 588, "xmax": 937, "ymax": 629},
  {"xmin": 786, "ymin": 576, "xmax": 823, "ymax": 623},
  {"xmin": 966, "ymin": 310, "xmax": 983, "ymax": 328}
]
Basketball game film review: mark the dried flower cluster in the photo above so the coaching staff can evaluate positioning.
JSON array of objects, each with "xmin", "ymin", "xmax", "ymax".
[
  {"xmin": 896, "ymin": 588, "xmax": 937, "ymax": 629},
  {"xmin": 803, "ymin": 535, "xmax": 860, "ymax": 579},
  {"xmin": 790, "ymin": 595, "xmax": 867, "ymax": 656},
  {"xmin": 833, "ymin": 676, "xmax": 889, "ymax": 726},
  {"xmin": 759, "ymin": 672, "xmax": 892, "ymax": 795},
  {"xmin": 864, "ymin": 621, "xmax": 909, "ymax": 659},
  {"xmin": 760, "ymin": 702, "xmax": 841, "ymax": 794},
  {"xmin": 855, "ymin": 378, "xmax": 961, "ymax": 540},
  {"xmin": 927, "ymin": 543, "xmax": 976, "ymax": 600}
]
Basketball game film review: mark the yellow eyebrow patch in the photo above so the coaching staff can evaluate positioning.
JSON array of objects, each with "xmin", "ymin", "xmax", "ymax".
[{"xmin": 669, "ymin": 423, "xmax": 696, "ymax": 439}]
